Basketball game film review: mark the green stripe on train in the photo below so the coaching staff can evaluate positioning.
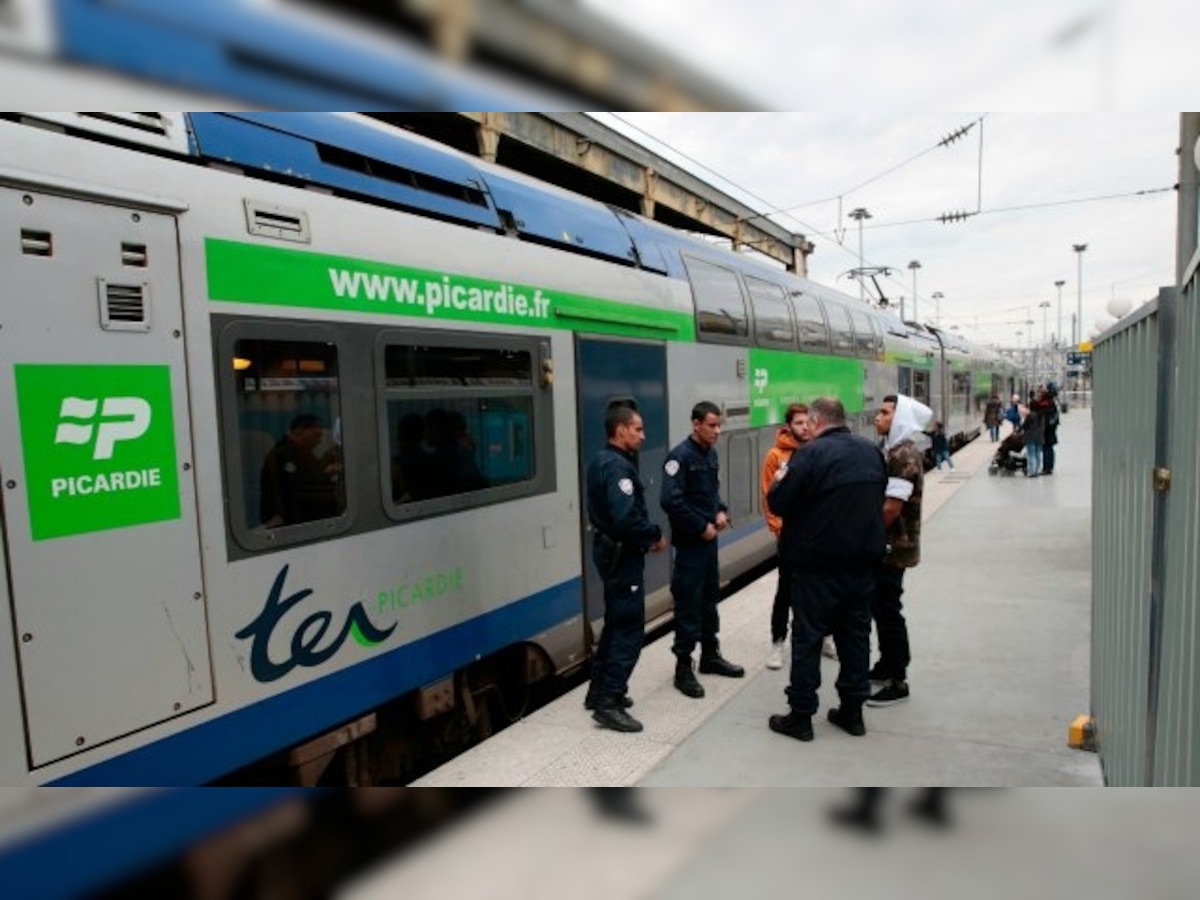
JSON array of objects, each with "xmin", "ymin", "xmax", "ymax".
[
  {"xmin": 748, "ymin": 348, "xmax": 865, "ymax": 427},
  {"xmin": 205, "ymin": 239, "xmax": 696, "ymax": 341}
]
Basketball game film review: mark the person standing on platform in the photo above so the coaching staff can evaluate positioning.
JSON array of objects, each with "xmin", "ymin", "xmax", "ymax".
[
  {"xmin": 766, "ymin": 397, "xmax": 887, "ymax": 741},
  {"xmin": 1037, "ymin": 387, "xmax": 1060, "ymax": 475},
  {"xmin": 761, "ymin": 403, "xmax": 807, "ymax": 670},
  {"xmin": 585, "ymin": 402, "xmax": 667, "ymax": 733},
  {"xmin": 868, "ymin": 394, "xmax": 932, "ymax": 707},
  {"xmin": 1020, "ymin": 399, "xmax": 1045, "ymax": 478},
  {"xmin": 930, "ymin": 421, "xmax": 953, "ymax": 470},
  {"xmin": 661, "ymin": 401, "xmax": 744, "ymax": 699},
  {"xmin": 984, "ymin": 394, "xmax": 1003, "ymax": 442}
]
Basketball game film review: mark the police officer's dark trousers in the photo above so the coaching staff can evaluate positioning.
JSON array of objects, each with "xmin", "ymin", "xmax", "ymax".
[
  {"xmin": 670, "ymin": 541, "xmax": 721, "ymax": 659},
  {"xmin": 593, "ymin": 551, "xmax": 646, "ymax": 703},
  {"xmin": 871, "ymin": 563, "xmax": 910, "ymax": 682},
  {"xmin": 786, "ymin": 569, "xmax": 872, "ymax": 715}
]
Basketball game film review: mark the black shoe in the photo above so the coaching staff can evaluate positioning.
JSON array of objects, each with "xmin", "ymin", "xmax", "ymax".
[
  {"xmin": 768, "ymin": 712, "xmax": 813, "ymax": 742},
  {"xmin": 829, "ymin": 803, "xmax": 882, "ymax": 834},
  {"xmin": 827, "ymin": 706, "xmax": 866, "ymax": 736},
  {"xmin": 698, "ymin": 653, "xmax": 745, "ymax": 678},
  {"xmin": 674, "ymin": 658, "xmax": 705, "ymax": 698},
  {"xmin": 592, "ymin": 706, "xmax": 644, "ymax": 733},
  {"xmin": 585, "ymin": 692, "xmax": 634, "ymax": 711},
  {"xmin": 909, "ymin": 790, "xmax": 951, "ymax": 828},
  {"xmin": 866, "ymin": 680, "xmax": 909, "ymax": 707}
]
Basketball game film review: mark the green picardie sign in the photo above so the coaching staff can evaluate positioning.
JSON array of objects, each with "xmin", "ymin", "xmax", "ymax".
[
  {"xmin": 14, "ymin": 364, "xmax": 181, "ymax": 541},
  {"xmin": 747, "ymin": 349, "xmax": 865, "ymax": 427},
  {"xmin": 204, "ymin": 238, "xmax": 696, "ymax": 342}
]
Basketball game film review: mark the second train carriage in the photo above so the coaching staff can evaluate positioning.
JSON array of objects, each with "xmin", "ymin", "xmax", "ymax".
[{"xmin": 0, "ymin": 112, "xmax": 1016, "ymax": 787}]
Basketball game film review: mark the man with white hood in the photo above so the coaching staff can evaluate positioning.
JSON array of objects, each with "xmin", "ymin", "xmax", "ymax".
[{"xmin": 869, "ymin": 394, "xmax": 932, "ymax": 706}]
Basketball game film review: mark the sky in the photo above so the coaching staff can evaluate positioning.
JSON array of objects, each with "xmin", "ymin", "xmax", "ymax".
[{"xmin": 590, "ymin": 111, "xmax": 1183, "ymax": 349}]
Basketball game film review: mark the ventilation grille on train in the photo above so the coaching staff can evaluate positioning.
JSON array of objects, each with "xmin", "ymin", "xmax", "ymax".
[
  {"xmin": 78, "ymin": 113, "xmax": 172, "ymax": 137},
  {"xmin": 244, "ymin": 199, "xmax": 311, "ymax": 243},
  {"xmin": 22, "ymin": 113, "xmax": 191, "ymax": 154},
  {"xmin": 98, "ymin": 279, "xmax": 152, "ymax": 332}
]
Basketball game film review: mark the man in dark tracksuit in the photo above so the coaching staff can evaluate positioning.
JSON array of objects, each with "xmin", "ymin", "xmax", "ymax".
[
  {"xmin": 766, "ymin": 397, "xmax": 886, "ymax": 741},
  {"xmin": 585, "ymin": 403, "xmax": 666, "ymax": 732},
  {"xmin": 661, "ymin": 400, "xmax": 744, "ymax": 699}
]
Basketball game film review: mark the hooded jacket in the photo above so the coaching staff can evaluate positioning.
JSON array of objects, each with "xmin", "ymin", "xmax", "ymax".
[
  {"xmin": 882, "ymin": 394, "xmax": 932, "ymax": 569},
  {"xmin": 760, "ymin": 426, "xmax": 802, "ymax": 537}
]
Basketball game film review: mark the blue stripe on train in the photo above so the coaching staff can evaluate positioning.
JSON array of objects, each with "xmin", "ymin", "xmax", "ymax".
[
  {"xmin": 51, "ymin": 578, "xmax": 582, "ymax": 787},
  {"xmin": 0, "ymin": 789, "xmax": 309, "ymax": 900}
]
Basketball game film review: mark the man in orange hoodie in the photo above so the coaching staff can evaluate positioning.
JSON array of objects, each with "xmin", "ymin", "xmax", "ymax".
[{"xmin": 760, "ymin": 403, "xmax": 837, "ymax": 669}]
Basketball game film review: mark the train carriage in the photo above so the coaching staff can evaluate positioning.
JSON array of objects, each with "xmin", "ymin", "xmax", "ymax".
[{"xmin": 0, "ymin": 112, "xmax": 1016, "ymax": 792}]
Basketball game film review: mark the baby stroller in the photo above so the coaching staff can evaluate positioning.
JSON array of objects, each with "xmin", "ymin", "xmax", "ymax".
[{"xmin": 989, "ymin": 431, "xmax": 1027, "ymax": 476}]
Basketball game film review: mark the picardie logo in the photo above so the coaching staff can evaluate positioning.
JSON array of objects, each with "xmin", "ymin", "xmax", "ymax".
[
  {"xmin": 54, "ymin": 396, "xmax": 152, "ymax": 459},
  {"xmin": 14, "ymin": 363, "xmax": 181, "ymax": 540}
]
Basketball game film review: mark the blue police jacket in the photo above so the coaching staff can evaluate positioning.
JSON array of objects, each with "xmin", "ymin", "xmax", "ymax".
[
  {"xmin": 586, "ymin": 445, "xmax": 662, "ymax": 552},
  {"xmin": 768, "ymin": 426, "xmax": 887, "ymax": 571},
  {"xmin": 660, "ymin": 436, "xmax": 727, "ymax": 547}
]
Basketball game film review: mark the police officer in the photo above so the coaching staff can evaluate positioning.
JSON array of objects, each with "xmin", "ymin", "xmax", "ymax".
[
  {"xmin": 661, "ymin": 401, "xmax": 744, "ymax": 699},
  {"xmin": 585, "ymin": 402, "xmax": 667, "ymax": 732}
]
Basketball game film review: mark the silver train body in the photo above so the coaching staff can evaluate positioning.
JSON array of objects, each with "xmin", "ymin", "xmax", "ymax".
[{"xmin": 0, "ymin": 113, "xmax": 1019, "ymax": 790}]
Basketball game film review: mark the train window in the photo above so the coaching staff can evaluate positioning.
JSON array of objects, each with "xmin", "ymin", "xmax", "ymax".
[
  {"xmin": 849, "ymin": 309, "xmax": 876, "ymax": 357},
  {"xmin": 684, "ymin": 256, "xmax": 749, "ymax": 341},
  {"xmin": 827, "ymin": 303, "xmax": 856, "ymax": 355},
  {"xmin": 231, "ymin": 337, "xmax": 348, "ymax": 533},
  {"xmin": 911, "ymin": 369, "xmax": 931, "ymax": 406},
  {"xmin": 380, "ymin": 335, "xmax": 549, "ymax": 520},
  {"xmin": 746, "ymin": 276, "xmax": 795, "ymax": 347},
  {"xmin": 793, "ymin": 293, "xmax": 830, "ymax": 352}
]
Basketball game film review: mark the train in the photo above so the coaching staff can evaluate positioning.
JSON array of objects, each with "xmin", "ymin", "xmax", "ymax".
[{"xmin": 0, "ymin": 112, "xmax": 1020, "ymax": 798}]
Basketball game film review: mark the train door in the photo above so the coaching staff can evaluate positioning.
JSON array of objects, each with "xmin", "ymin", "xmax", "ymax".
[
  {"xmin": 0, "ymin": 188, "xmax": 213, "ymax": 768},
  {"xmin": 575, "ymin": 337, "xmax": 671, "ymax": 631}
]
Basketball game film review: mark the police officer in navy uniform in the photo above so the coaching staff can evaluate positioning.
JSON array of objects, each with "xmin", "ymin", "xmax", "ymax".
[
  {"xmin": 661, "ymin": 401, "xmax": 744, "ymax": 698},
  {"xmin": 585, "ymin": 402, "xmax": 667, "ymax": 732}
]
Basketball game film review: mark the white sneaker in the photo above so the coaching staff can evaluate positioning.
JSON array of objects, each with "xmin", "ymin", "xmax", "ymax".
[
  {"xmin": 767, "ymin": 641, "xmax": 785, "ymax": 670},
  {"xmin": 821, "ymin": 636, "xmax": 838, "ymax": 660}
]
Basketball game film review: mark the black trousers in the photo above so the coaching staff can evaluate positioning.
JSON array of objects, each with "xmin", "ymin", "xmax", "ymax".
[
  {"xmin": 771, "ymin": 550, "xmax": 793, "ymax": 643},
  {"xmin": 785, "ymin": 569, "xmax": 872, "ymax": 716},
  {"xmin": 670, "ymin": 542, "xmax": 721, "ymax": 659},
  {"xmin": 591, "ymin": 552, "xmax": 646, "ymax": 702},
  {"xmin": 1043, "ymin": 443, "xmax": 1056, "ymax": 473},
  {"xmin": 872, "ymin": 563, "xmax": 911, "ymax": 682}
]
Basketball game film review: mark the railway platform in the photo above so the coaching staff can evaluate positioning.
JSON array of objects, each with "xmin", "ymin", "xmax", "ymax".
[{"xmin": 413, "ymin": 408, "xmax": 1101, "ymax": 787}]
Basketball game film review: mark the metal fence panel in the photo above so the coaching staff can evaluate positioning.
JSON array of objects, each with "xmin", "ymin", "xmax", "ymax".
[
  {"xmin": 1157, "ymin": 275, "xmax": 1200, "ymax": 784},
  {"xmin": 1091, "ymin": 305, "xmax": 1157, "ymax": 785}
]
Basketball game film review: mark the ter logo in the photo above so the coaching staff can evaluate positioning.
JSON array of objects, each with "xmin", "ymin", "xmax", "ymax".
[
  {"xmin": 55, "ymin": 396, "xmax": 152, "ymax": 460},
  {"xmin": 14, "ymin": 364, "xmax": 181, "ymax": 541}
]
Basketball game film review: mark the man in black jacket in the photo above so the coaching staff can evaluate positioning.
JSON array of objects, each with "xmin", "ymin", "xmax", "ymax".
[
  {"xmin": 585, "ymin": 402, "xmax": 667, "ymax": 732},
  {"xmin": 766, "ymin": 397, "xmax": 887, "ymax": 741}
]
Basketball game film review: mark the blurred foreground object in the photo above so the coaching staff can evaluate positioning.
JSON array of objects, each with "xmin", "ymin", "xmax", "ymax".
[{"xmin": 0, "ymin": 0, "xmax": 754, "ymax": 109}]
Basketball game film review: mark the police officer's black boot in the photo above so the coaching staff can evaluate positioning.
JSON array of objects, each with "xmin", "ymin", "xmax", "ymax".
[
  {"xmin": 827, "ymin": 704, "xmax": 866, "ymax": 736},
  {"xmin": 674, "ymin": 656, "xmax": 705, "ymax": 698},
  {"xmin": 699, "ymin": 645, "xmax": 745, "ymax": 678},
  {"xmin": 592, "ymin": 705, "xmax": 644, "ymax": 733}
]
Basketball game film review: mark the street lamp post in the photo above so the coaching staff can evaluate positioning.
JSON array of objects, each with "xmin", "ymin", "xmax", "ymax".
[
  {"xmin": 931, "ymin": 291, "xmax": 943, "ymax": 327},
  {"xmin": 1039, "ymin": 300, "xmax": 1051, "ymax": 386},
  {"xmin": 907, "ymin": 260, "xmax": 921, "ymax": 322},
  {"xmin": 1054, "ymin": 279, "xmax": 1065, "ymax": 346},
  {"xmin": 1073, "ymin": 244, "xmax": 1088, "ymax": 346},
  {"xmin": 849, "ymin": 208, "xmax": 872, "ymax": 303}
]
